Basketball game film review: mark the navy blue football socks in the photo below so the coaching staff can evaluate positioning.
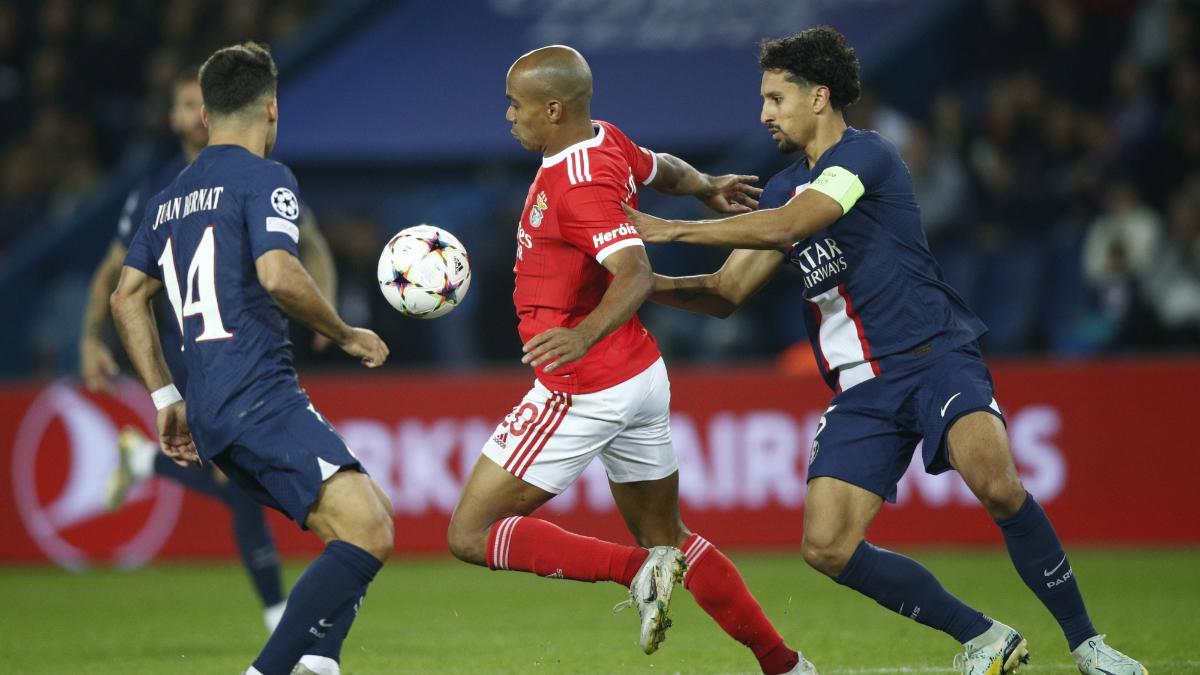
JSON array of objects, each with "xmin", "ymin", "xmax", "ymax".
[
  {"xmin": 153, "ymin": 454, "xmax": 285, "ymax": 608},
  {"xmin": 228, "ymin": 488, "xmax": 286, "ymax": 609},
  {"xmin": 997, "ymin": 493, "xmax": 1096, "ymax": 651},
  {"xmin": 304, "ymin": 591, "xmax": 363, "ymax": 663},
  {"xmin": 836, "ymin": 540, "xmax": 993, "ymax": 644},
  {"xmin": 252, "ymin": 540, "xmax": 382, "ymax": 675}
]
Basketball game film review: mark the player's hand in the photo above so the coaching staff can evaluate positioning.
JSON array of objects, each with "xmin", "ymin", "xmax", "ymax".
[
  {"xmin": 156, "ymin": 402, "xmax": 199, "ymax": 468},
  {"xmin": 522, "ymin": 327, "xmax": 594, "ymax": 373},
  {"xmin": 699, "ymin": 174, "xmax": 761, "ymax": 214},
  {"xmin": 621, "ymin": 203, "xmax": 676, "ymax": 244},
  {"xmin": 80, "ymin": 336, "xmax": 119, "ymax": 393},
  {"xmin": 340, "ymin": 327, "xmax": 389, "ymax": 368}
]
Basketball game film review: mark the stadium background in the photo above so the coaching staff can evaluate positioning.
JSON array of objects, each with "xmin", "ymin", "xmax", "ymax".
[{"xmin": 0, "ymin": 1, "xmax": 1197, "ymax": 672}]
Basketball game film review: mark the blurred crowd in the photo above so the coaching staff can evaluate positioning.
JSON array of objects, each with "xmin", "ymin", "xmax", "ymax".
[
  {"xmin": 854, "ymin": 0, "xmax": 1200, "ymax": 354},
  {"xmin": 0, "ymin": 0, "xmax": 320, "ymax": 255},
  {"xmin": 1, "ymin": 0, "xmax": 1196, "ymax": 379}
]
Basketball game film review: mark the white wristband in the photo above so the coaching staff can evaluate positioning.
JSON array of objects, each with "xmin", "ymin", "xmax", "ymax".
[{"xmin": 151, "ymin": 384, "xmax": 183, "ymax": 411}]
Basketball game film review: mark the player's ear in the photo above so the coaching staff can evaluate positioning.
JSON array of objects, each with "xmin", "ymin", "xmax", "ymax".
[
  {"xmin": 266, "ymin": 98, "xmax": 279, "ymax": 123},
  {"xmin": 546, "ymin": 99, "xmax": 562, "ymax": 123},
  {"xmin": 201, "ymin": 105, "xmax": 209, "ymax": 129},
  {"xmin": 812, "ymin": 85, "xmax": 830, "ymax": 114}
]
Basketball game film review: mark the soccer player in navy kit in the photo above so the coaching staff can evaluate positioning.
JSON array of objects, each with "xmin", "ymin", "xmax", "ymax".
[
  {"xmin": 79, "ymin": 67, "xmax": 336, "ymax": 635},
  {"xmin": 625, "ymin": 28, "xmax": 1145, "ymax": 675},
  {"xmin": 110, "ymin": 43, "xmax": 392, "ymax": 675}
]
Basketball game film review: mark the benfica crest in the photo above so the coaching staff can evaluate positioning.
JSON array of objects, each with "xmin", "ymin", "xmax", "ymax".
[{"xmin": 529, "ymin": 191, "xmax": 548, "ymax": 228}]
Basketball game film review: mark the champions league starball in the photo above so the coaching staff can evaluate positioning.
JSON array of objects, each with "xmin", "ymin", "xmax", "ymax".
[{"xmin": 377, "ymin": 225, "xmax": 471, "ymax": 318}]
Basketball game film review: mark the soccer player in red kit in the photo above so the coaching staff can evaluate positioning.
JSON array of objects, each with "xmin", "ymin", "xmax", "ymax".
[{"xmin": 447, "ymin": 46, "xmax": 817, "ymax": 674}]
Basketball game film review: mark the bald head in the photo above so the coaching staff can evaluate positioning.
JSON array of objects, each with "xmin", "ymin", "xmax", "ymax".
[{"xmin": 508, "ymin": 45, "xmax": 593, "ymax": 113}]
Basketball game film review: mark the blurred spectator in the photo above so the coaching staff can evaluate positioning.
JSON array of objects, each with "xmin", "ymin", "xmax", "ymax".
[
  {"xmin": 849, "ymin": 86, "xmax": 913, "ymax": 150},
  {"xmin": 0, "ymin": 0, "xmax": 322, "ymax": 256},
  {"xmin": 1083, "ymin": 183, "xmax": 1161, "ymax": 300},
  {"xmin": 903, "ymin": 122, "xmax": 968, "ymax": 244},
  {"xmin": 1077, "ymin": 182, "xmax": 1164, "ymax": 350},
  {"xmin": 1144, "ymin": 184, "xmax": 1200, "ymax": 343}
]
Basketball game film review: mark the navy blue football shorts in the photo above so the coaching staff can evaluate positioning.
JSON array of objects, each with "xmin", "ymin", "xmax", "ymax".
[
  {"xmin": 211, "ymin": 400, "xmax": 364, "ymax": 527},
  {"xmin": 806, "ymin": 343, "xmax": 1005, "ymax": 503}
]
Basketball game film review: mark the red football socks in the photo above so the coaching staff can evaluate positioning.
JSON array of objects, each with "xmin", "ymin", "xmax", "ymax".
[
  {"xmin": 682, "ymin": 534, "xmax": 799, "ymax": 675},
  {"xmin": 486, "ymin": 520, "xmax": 797, "ymax": 674},
  {"xmin": 488, "ymin": 516, "xmax": 647, "ymax": 585}
]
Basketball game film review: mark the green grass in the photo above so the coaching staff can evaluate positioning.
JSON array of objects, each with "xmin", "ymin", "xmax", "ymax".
[{"xmin": 4, "ymin": 549, "xmax": 1198, "ymax": 674}]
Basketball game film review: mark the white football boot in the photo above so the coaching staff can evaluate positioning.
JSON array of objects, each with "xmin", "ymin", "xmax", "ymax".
[
  {"xmin": 612, "ymin": 546, "xmax": 687, "ymax": 654},
  {"xmin": 105, "ymin": 426, "xmax": 154, "ymax": 510},
  {"xmin": 783, "ymin": 655, "xmax": 820, "ymax": 674},
  {"xmin": 291, "ymin": 655, "xmax": 340, "ymax": 675},
  {"xmin": 1072, "ymin": 635, "xmax": 1147, "ymax": 675},
  {"xmin": 953, "ymin": 619, "xmax": 1030, "ymax": 675}
]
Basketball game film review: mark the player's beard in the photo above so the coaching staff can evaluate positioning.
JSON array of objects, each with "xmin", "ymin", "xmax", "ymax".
[
  {"xmin": 776, "ymin": 134, "xmax": 799, "ymax": 154},
  {"xmin": 768, "ymin": 126, "xmax": 799, "ymax": 154}
]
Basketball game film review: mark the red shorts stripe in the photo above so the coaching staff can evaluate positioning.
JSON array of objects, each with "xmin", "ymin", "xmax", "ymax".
[
  {"xmin": 504, "ymin": 393, "xmax": 559, "ymax": 472},
  {"xmin": 515, "ymin": 393, "xmax": 572, "ymax": 478},
  {"xmin": 507, "ymin": 393, "xmax": 564, "ymax": 476}
]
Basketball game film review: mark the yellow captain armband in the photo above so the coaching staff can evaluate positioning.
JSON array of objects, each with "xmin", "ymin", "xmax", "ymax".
[{"xmin": 809, "ymin": 165, "xmax": 865, "ymax": 214}]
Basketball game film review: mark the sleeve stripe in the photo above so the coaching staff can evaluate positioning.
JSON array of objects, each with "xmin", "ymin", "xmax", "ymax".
[
  {"xmin": 595, "ymin": 237, "xmax": 644, "ymax": 264},
  {"xmin": 641, "ymin": 149, "xmax": 658, "ymax": 186},
  {"xmin": 809, "ymin": 165, "xmax": 865, "ymax": 214},
  {"xmin": 266, "ymin": 216, "xmax": 300, "ymax": 243}
]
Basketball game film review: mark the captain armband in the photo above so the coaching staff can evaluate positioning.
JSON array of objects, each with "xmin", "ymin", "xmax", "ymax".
[{"xmin": 809, "ymin": 165, "xmax": 866, "ymax": 214}]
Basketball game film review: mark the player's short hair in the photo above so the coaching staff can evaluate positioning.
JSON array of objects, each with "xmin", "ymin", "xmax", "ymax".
[
  {"xmin": 759, "ymin": 27, "xmax": 861, "ymax": 110},
  {"xmin": 199, "ymin": 42, "xmax": 278, "ymax": 115}
]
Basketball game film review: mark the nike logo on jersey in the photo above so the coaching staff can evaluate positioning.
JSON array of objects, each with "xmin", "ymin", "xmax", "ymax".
[
  {"xmin": 1043, "ymin": 554, "xmax": 1068, "ymax": 577},
  {"xmin": 940, "ymin": 393, "xmax": 962, "ymax": 417},
  {"xmin": 318, "ymin": 618, "xmax": 334, "ymax": 628}
]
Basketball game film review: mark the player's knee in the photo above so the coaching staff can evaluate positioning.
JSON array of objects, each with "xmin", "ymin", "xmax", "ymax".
[
  {"xmin": 354, "ymin": 509, "xmax": 394, "ymax": 563},
  {"xmin": 801, "ymin": 533, "xmax": 855, "ymax": 577},
  {"xmin": 976, "ymin": 477, "xmax": 1026, "ymax": 519},
  {"xmin": 446, "ymin": 514, "xmax": 487, "ymax": 565}
]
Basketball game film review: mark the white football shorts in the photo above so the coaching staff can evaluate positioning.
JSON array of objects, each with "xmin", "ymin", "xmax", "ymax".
[{"xmin": 481, "ymin": 358, "xmax": 677, "ymax": 493}]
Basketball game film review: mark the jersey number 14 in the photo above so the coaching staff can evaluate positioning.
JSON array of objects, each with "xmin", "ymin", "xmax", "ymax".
[{"xmin": 157, "ymin": 226, "xmax": 233, "ymax": 347}]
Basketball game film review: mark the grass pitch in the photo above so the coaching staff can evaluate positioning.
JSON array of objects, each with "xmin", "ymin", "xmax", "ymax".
[{"xmin": 3, "ymin": 549, "xmax": 1197, "ymax": 674}]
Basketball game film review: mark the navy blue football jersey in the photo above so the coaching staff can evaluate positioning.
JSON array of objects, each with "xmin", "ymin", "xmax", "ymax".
[
  {"xmin": 124, "ymin": 145, "xmax": 307, "ymax": 458},
  {"xmin": 760, "ymin": 128, "xmax": 986, "ymax": 393}
]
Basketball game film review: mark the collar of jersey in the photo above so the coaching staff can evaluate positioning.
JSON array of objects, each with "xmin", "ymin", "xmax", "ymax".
[{"xmin": 542, "ymin": 123, "xmax": 605, "ymax": 167}]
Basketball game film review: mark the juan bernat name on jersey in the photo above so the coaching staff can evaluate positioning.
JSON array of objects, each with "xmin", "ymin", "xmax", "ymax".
[
  {"xmin": 152, "ymin": 186, "xmax": 226, "ymax": 229},
  {"xmin": 789, "ymin": 236, "xmax": 848, "ymax": 289}
]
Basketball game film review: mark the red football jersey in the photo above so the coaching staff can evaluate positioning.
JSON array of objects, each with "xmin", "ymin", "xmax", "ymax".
[{"xmin": 513, "ymin": 120, "xmax": 661, "ymax": 394}]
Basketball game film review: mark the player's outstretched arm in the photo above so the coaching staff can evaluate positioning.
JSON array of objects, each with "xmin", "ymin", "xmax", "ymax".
[
  {"xmin": 651, "ymin": 249, "xmax": 785, "ymax": 318},
  {"xmin": 298, "ymin": 211, "xmax": 337, "ymax": 307},
  {"xmin": 297, "ymin": 212, "xmax": 337, "ymax": 351},
  {"xmin": 110, "ymin": 265, "xmax": 199, "ymax": 467},
  {"xmin": 79, "ymin": 240, "xmax": 127, "ymax": 391},
  {"xmin": 624, "ymin": 188, "xmax": 844, "ymax": 249},
  {"xmin": 649, "ymin": 153, "xmax": 762, "ymax": 214},
  {"xmin": 255, "ymin": 250, "xmax": 388, "ymax": 368},
  {"xmin": 522, "ymin": 245, "xmax": 653, "ymax": 373},
  {"xmin": 110, "ymin": 266, "xmax": 172, "ymax": 394}
]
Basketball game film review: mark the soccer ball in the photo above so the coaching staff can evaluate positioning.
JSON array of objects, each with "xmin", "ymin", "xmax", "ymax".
[{"xmin": 377, "ymin": 225, "xmax": 471, "ymax": 319}]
